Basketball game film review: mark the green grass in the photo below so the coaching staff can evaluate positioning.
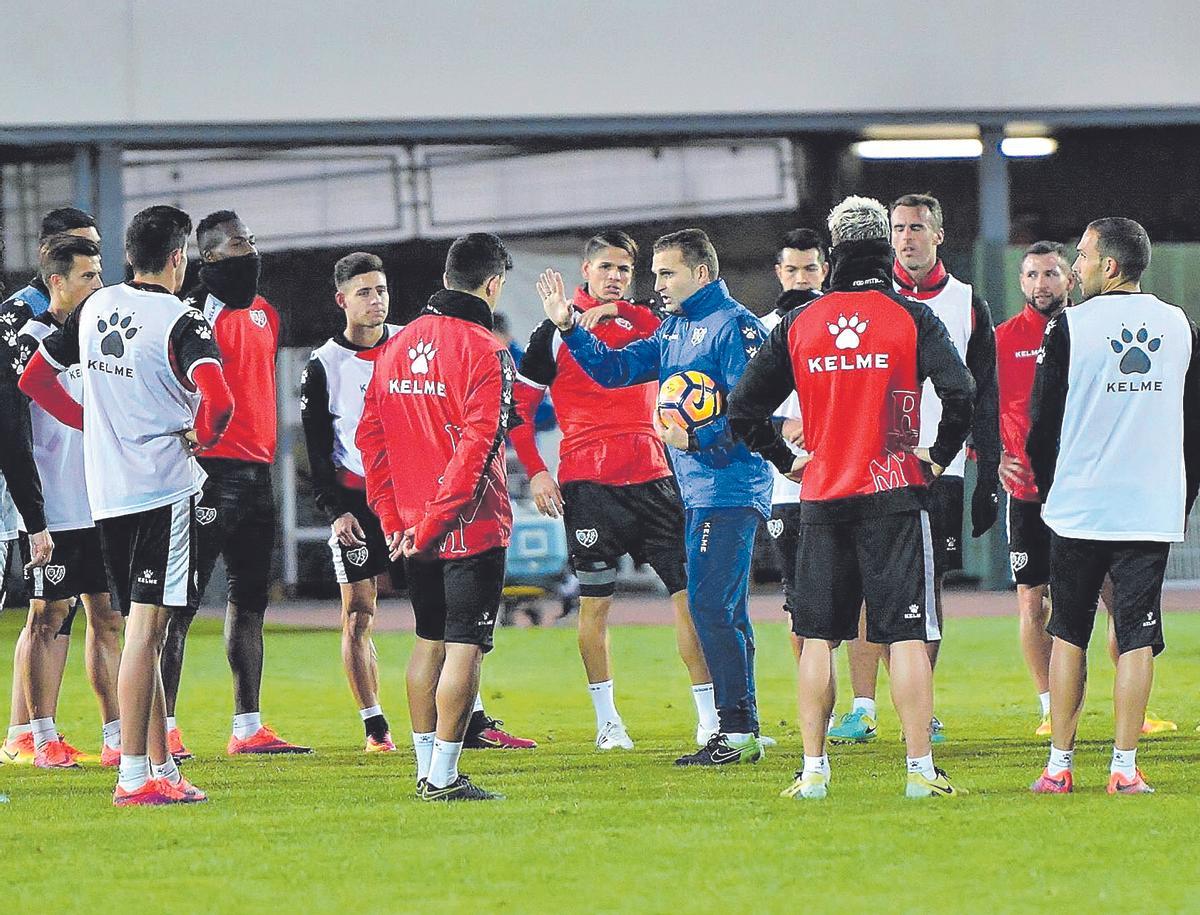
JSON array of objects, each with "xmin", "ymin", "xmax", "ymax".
[{"xmin": 2, "ymin": 609, "xmax": 1199, "ymax": 913}]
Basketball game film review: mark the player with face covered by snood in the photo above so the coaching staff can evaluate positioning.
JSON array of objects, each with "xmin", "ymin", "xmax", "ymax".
[{"xmin": 158, "ymin": 210, "xmax": 312, "ymax": 760}]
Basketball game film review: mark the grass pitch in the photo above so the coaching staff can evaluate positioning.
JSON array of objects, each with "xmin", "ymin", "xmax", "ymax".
[{"xmin": 1, "ymin": 608, "xmax": 1198, "ymax": 913}]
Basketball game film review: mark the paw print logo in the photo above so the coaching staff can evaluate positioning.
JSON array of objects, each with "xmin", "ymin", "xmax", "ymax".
[
  {"xmin": 193, "ymin": 321, "xmax": 212, "ymax": 340},
  {"xmin": 97, "ymin": 311, "xmax": 138, "ymax": 358},
  {"xmin": 14, "ymin": 342, "xmax": 33, "ymax": 374},
  {"xmin": 1109, "ymin": 325, "xmax": 1161, "ymax": 375},
  {"xmin": 409, "ymin": 340, "xmax": 436, "ymax": 374},
  {"xmin": 827, "ymin": 314, "xmax": 868, "ymax": 350},
  {"xmin": 1, "ymin": 328, "xmax": 16, "ymax": 349}
]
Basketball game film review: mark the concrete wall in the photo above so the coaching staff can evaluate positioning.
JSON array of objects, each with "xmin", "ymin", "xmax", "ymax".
[{"xmin": 4, "ymin": 0, "xmax": 1198, "ymax": 127}]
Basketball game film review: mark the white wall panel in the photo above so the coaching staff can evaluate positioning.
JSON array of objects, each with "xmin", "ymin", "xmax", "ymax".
[{"xmin": 2, "ymin": 0, "xmax": 1198, "ymax": 127}]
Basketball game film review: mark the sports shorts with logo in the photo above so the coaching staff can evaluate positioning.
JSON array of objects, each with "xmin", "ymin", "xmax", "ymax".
[
  {"xmin": 927, "ymin": 475, "xmax": 964, "ymax": 575},
  {"xmin": 1048, "ymin": 534, "xmax": 1168, "ymax": 656},
  {"xmin": 404, "ymin": 547, "xmax": 506, "ymax": 651},
  {"xmin": 560, "ymin": 477, "xmax": 687, "ymax": 598},
  {"xmin": 327, "ymin": 484, "xmax": 405, "ymax": 588},
  {"xmin": 792, "ymin": 509, "xmax": 940, "ymax": 645},
  {"xmin": 20, "ymin": 527, "xmax": 108, "ymax": 602},
  {"xmin": 193, "ymin": 457, "xmax": 276, "ymax": 614},
  {"xmin": 1006, "ymin": 496, "xmax": 1050, "ymax": 587},
  {"xmin": 96, "ymin": 496, "xmax": 198, "ymax": 613},
  {"xmin": 767, "ymin": 502, "xmax": 803, "ymax": 613}
]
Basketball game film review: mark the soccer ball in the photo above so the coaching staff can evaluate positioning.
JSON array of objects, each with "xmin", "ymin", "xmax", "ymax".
[{"xmin": 657, "ymin": 370, "xmax": 724, "ymax": 432}]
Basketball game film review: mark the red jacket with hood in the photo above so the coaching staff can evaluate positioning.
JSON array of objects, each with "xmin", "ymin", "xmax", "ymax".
[{"xmin": 356, "ymin": 290, "xmax": 516, "ymax": 558}]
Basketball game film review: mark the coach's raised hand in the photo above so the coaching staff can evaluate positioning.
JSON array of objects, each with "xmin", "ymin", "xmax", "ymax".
[{"xmin": 537, "ymin": 269, "xmax": 575, "ymax": 331}]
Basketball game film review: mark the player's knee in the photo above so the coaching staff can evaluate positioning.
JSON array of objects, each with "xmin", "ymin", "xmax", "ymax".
[
  {"xmin": 573, "ymin": 559, "xmax": 617, "ymax": 599},
  {"xmin": 30, "ymin": 606, "xmax": 67, "ymax": 642},
  {"xmin": 344, "ymin": 604, "xmax": 375, "ymax": 638}
]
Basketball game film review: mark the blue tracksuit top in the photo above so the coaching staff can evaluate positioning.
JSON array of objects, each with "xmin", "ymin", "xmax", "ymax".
[{"xmin": 561, "ymin": 278, "xmax": 773, "ymax": 517}]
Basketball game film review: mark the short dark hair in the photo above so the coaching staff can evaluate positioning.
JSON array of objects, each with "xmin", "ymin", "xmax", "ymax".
[
  {"xmin": 1087, "ymin": 217, "xmax": 1151, "ymax": 281},
  {"xmin": 333, "ymin": 252, "xmax": 385, "ymax": 288},
  {"xmin": 653, "ymin": 228, "xmax": 719, "ymax": 278},
  {"xmin": 777, "ymin": 228, "xmax": 826, "ymax": 264},
  {"xmin": 890, "ymin": 192, "xmax": 944, "ymax": 232},
  {"xmin": 1022, "ymin": 240, "xmax": 1071, "ymax": 269},
  {"xmin": 196, "ymin": 209, "xmax": 241, "ymax": 255},
  {"xmin": 125, "ymin": 205, "xmax": 192, "ymax": 274},
  {"xmin": 584, "ymin": 230, "xmax": 638, "ymax": 263},
  {"xmin": 39, "ymin": 234, "xmax": 101, "ymax": 286},
  {"xmin": 40, "ymin": 207, "xmax": 97, "ymax": 242},
  {"xmin": 445, "ymin": 233, "xmax": 512, "ymax": 291}
]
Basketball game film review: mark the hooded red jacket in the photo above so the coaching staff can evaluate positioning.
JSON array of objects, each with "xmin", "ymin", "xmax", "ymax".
[{"xmin": 356, "ymin": 290, "xmax": 515, "ymax": 558}]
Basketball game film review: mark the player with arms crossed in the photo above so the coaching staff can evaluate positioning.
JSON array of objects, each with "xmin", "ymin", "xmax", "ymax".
[
  {"xmin": 512, "ymin": 231, "xmax": 715, "ymax": 750},
  {"xmin": 22, "ymin": 205, "xmax": 234, "ymax": 805}
]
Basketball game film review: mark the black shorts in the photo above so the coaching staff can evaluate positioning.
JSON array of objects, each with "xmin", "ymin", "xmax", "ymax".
[
  {"xmin": 405, "ymin": 547, "xmax": 505, "ymax": 651},
  {"xmin": 20, "ymin": 528, "xmax": 108, "ymax": 602},
  {"xmin": 96, "ymin": 496, "xmax": 198, "ymax": 614},
  {"xmin": 194, "ymin": 458, "xmax": 276, "ymax": 614},
  {"xmin": 1048, "ymin": 535, "xmax": 1169, "ymax": 656},
  {"xmin": 326, "ymin": 485, "xmax": 405, "ymax": 588},
  {"xmin": 560, "ymin": 477, "xmax": 687, "ymax": 598},
  {"xmin": 791, "ymin": 509, "xmax": 939, "ymax": 645},
  {"xmin": 927, "ymin": 475, "xmax": 964, "ymax": 575},
  {"xmin": 767, "ymin": 503, "xmax": 803, "ymax": 613},
  {"xmin": 1007, "ymin": 497, "xmax": 1050, "ymax": 587}
]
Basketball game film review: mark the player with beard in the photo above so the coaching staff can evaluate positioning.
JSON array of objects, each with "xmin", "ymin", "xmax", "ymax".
[
  {"xmin": 999, "ymin": 243, "xmax": 1179, "ymax": 739},
  {"xmin": 159, "ymin": 210, "xmax": 310, "ymax": 758},
  {"xmin": 512, "ymin": 231, "xmax": 715, "ymax": 750},
  {"xmin": 1027, "ymin": 218, "xmax": 1199, "ymax": 794}
]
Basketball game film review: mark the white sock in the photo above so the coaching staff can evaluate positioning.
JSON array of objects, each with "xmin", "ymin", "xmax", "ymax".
[
  {"xmin": 166, "ymin": 716, "xmax": 177, "ymax": 733},
  {"xmin": 907, "ymin": 753, "xmax": 937, "ymax": 780},
  {"xmin": 118, "ymin": 754, "xmax": 150, "ymax": 791},
  {"xmin": 152, "ymin": 756, "xmax": 182, "ymax": 786},
  {"xmin": 852, "ymin": 697, "xmax": 877, "ymax": 718},
  {"xmin": 1047, "ymin": 745, "xmax": 1073, "ymax": 776},
  {"xmin": 724, "ymin": 731, "xmax": 753, "ymax": 745},
  {"xmin": 102, "ymin": 719, "xmax": 121, "ymax": 750},
  {"xmin": 473, "ymin": 694, "xmax": 485, "ymax": 714},
  {"xmin": 6, "ymin": 724, "xmax": 31, "ymax": 743},
  {"xmin": 588, "ymin": 679, "xmax": 620, "ymax": 728},
  {"xmin": 827, "ymin": 712, "xmax": 836, "ymax": 733},
  {"xmin": 1038, "ymin": 692, "xmax": 1051, "ymax": 717},
  {"xmin": 232, "ymin": 712, "xmax": 262, "ymax": 740},
  {"xmin": 412, "ymin": 731, "xmax": 436, "ymax": 781},
  {"xmin": 30, "ymin": 717, "xmax": 56, "ymax": 751},
  {"xmin": 803, "ymin": 754, "xmax": 830, "ymax": 777},
  {"xmin": 359, "ymin": 705, "xmax": 383, "ymax": 720},
  {"xmin": 691, "ymin": 683, "xmax": 719, "ymax": 732},
  {"xmin": 1111, "ymin": 746, "xmax": 1137, "ymax": 778},
  {"xmin": 428, "ymin": 739, "xmax": 463, "ymax": 789}
]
